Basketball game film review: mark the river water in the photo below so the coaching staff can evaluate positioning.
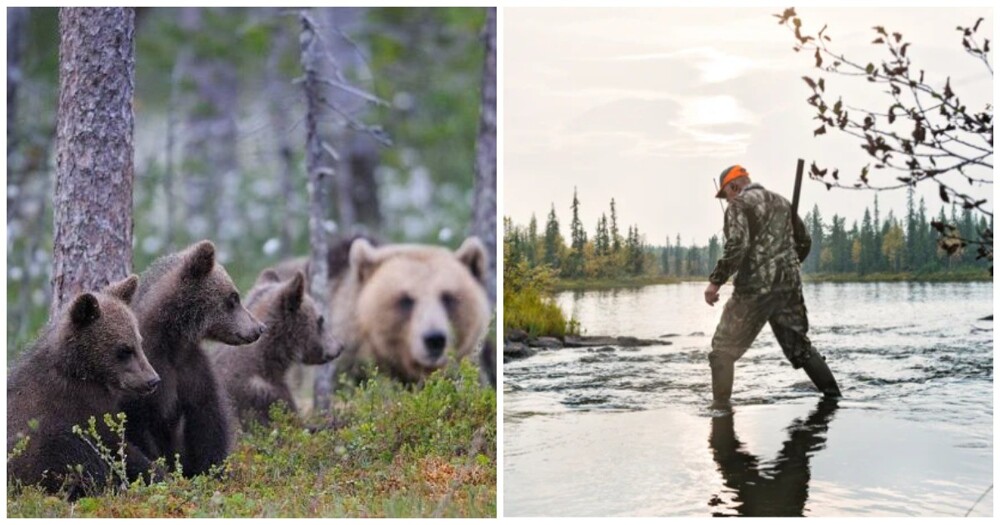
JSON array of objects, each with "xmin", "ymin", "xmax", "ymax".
[{"xmin": 504, "ymin": 281, "xmax": 993, "ymax": 517}]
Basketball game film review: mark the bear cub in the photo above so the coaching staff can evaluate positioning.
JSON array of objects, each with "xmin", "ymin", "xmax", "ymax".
[
  {"xmin": 120, "ymin": 240, "xmax": 266, "ymax": 477},
  {"xmin": 7, "ymin": 276, "xmax": 161, "ymax": 499},
  {"xmin": 213, "ymin": 270, "xmax": 341, "ymax": 428}
]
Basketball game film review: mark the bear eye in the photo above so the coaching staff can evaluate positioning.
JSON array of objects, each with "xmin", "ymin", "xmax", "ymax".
[
  {"xmin": 396, "ymin": 294, "xmax": 415, "ymax": 314},
  {"xmin": 225, "ymin": 292, "xmax": 240, "ymax": 311},
  {"xmin": 317, "ymin": 315, "xmax": 325, "ymax": 333},
  {"xmin": 116, "ymin": 345, "xmax": 135, "ymax": 361},
  {"xmin": 441, "ymin": 292, "xmax": 459, "ymax": 312}
]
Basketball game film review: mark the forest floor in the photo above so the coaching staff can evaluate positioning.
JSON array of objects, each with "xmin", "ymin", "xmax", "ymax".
[{"xmin": 5, "ymin": 361, "xmax": 496, "ymax": 518}]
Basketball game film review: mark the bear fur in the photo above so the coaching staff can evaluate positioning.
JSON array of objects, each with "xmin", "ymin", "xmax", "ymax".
[
  {"xmin": 7, "ymin": 276, "xmax": 162, "ymax": 499},
  {"xmin": 331, "ymin": 236, "xmax": 491, "ymax": 383},
  {"xmin": 119, "ymin": 241, "xmax": 266, "ymax": 477},
  {"xmin": 212, "ymin": 270, "xmax": 341, "ymax": 428}
]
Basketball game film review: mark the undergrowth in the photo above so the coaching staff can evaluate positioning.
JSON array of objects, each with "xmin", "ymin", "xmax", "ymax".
[{"xmin": 6, "ymin": 360, "xmax": 496, "ymax": 518}]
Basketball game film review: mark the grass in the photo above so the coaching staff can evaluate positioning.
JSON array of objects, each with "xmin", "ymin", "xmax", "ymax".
[
  {"xmin": 6, "ymin": 360, "xmax": 496, "ymax": 518},
  {"xmin": 503, "ymin": 286, "xmax": 575, "ymax": 338}
]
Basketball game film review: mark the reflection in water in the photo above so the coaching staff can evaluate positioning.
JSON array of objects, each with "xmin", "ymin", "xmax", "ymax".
[{"xmin": 709, "ymin": 398, "xmax": 840, "ymax": 517}]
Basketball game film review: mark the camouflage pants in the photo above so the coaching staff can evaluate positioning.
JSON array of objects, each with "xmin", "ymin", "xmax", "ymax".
[{"xmin": 710, "ymin": 289, "xmax": 817, "ymax": 369}]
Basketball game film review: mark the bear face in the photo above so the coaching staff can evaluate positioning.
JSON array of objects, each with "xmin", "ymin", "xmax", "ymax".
[
  {"xmin": 134, "ymin": 240, "xmax": 267, "ymax": 346},
  {"xmin": 348, "ymin": 236, "xmax": 490, "ymax": 381},
  {"xmin": 248, "ymin": 270, "xmax": 342, "ymax": 366},
  {"xmin": 60, "ymin": 276, "xmax": 161, "ymax": 396}
]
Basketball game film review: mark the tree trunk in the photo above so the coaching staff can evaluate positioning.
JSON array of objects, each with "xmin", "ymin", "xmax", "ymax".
[
  {"xmin": 471, "ymin": 7, "xmax": 497, "ymax": 306},
  {"xmin": 301, "ymin": 9, "xmax": 336, "ymax": 412},
  {"xmin": 52, "ymin": 7, "xmax": 135, "ymax": 313},
  {"xmin": 321, "ymin": 8, "xmax": 358, "ymax": 233}
]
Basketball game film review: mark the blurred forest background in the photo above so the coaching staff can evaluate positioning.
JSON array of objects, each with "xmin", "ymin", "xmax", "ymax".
[{"xmin": 6, "ymin": 7, "xmax": 490, "ymax": 357}]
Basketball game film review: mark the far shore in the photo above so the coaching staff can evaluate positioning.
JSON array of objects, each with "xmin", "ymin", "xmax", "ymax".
[{"xmin": 551, "ymin": 270, "xmax": 990, "ymax": 292}]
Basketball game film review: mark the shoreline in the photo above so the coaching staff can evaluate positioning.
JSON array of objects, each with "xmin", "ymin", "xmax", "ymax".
[{"xmin": 551, "ymin": 271, "xmax": 990, "ymax": 291}]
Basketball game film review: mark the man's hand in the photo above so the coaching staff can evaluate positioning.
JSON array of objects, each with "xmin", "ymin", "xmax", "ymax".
[{"xmin": 704, "ymin": 282, "xmax": 721, "ymax": 306}]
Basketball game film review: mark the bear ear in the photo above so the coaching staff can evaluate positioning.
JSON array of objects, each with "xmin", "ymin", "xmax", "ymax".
[
  {"xmin": 69, "ymin": 293, "xmax": 102, "ymax": 327},
  {"xmin": 455, "ymin": 236, "xmax": 487, "ymax": 284},
  {"xmin": 184, "ymin": 240, "xmax": 216, "ymax": 280},
  {"xmin": 281, "ymin": 272, "xmax": 306, "ymax": 312},
  {"xmin": 256, "ymin": 269, "xmax": 281, "ymax": 286},
  {"xmin": 104, "ymin": 274, "xmax": 139, "ymax": 304},
  {"xmin": 349, "ymin": 238, "xmax": 379, "ymax": 283}
]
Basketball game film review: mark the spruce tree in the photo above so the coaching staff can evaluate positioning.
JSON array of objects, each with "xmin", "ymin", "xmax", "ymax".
[
  {"xmin": 610, "ymin": 198, "xmax": 621, "ymax": 253},
  {"xmin": 543, "ymin": 203, "xmax": 561, "ymax": 268},
  {"xmin": 568, "ymin": 188, "xmax": 587, "ymax": 277}
]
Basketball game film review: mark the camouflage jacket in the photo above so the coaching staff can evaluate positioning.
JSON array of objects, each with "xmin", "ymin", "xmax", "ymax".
[{"xmin": 708, "ymin": 183, "xmax": 811, "ymax": 294}]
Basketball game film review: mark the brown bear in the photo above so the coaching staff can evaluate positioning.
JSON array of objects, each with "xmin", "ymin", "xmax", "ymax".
[
  {"xmin": 119, "ymin": 240, "xmax": 266, "ymax": 477},
  {"xmin": 7, "ymin": 276, "xmax": 162, "ymax": 499},
  {"xmin": 212, "ymin": 270, "xmax": 341, "ymax": 428},
  {"xmin": 330, "ymin": 236, "xmax": 491, "ymax": 383}
]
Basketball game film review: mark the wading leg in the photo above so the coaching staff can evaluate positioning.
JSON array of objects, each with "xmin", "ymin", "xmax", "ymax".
[
  {"xmin": 709, "ymin": 351, "xmax": 736, "ymax": 410},
  {"xmin": 800, "ymin": 351, "xmax": 842, "ymax": 398},
  {"xmin": 770, "ymin": 291, "xmax": 842, "ymax": 398},
  {"xmin": 709, "ymin": 293, "xmax": 769, "ymax": 410}
]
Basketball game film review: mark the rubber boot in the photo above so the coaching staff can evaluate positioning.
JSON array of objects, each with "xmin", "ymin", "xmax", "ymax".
[
  {"xmin": 709, "ymin": 352, "xmax": 735, "ymax": 410},
  {"xmin": 801, "ymin": 351, "xmax": 842, "ymax": 398}
]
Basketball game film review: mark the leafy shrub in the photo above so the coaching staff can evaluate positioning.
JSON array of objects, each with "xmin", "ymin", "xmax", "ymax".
[{"xmin": 503, "ymin": 258, "xmax": 577, "ymax": 337}]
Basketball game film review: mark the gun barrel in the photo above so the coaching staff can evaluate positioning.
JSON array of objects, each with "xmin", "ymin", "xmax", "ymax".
[{"xmin": 792, "ymin": 158, "xmax": 805, "ymax": 217}]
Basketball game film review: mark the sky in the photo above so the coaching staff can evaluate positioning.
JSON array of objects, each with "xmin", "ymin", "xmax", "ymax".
[{"xmin": 503, "ymin": 7, "xmax": 993, "ymax": 246}]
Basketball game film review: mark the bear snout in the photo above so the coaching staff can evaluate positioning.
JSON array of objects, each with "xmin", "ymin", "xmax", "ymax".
[
  {"xmin": 129, "ymin": 374, "xmax": 161, "ymax": 396},
  {"xmin": 239, "ymin": 322, "xmax": 268, "ymax": 344},
  {"xmin": 144, "ymin": 376, "xmax": 162, "ymax": 394},
  {"xmin": 422, "ymin": 331, "xmax": 448, "ymax": 360},
  {"xmin": 324, "ymin": 340, "xmax": 344, "ymax": 361}
]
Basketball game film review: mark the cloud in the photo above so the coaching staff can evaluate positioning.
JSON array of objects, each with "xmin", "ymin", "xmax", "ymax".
[
  {"xmin": 607, "ymin": 46, "xmax": 780, "ymax": 84},
  {"xmin": 567, "ymin": 97, "xmax": 681, "ymax": 137}
]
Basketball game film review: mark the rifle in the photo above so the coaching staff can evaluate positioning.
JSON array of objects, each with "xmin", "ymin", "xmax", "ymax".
[{"xmin": 791, "ymin": 158, "xmax": 805, "ymax": 217}]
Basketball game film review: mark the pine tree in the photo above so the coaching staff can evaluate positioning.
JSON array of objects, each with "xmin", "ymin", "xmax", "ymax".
[
  {"xmin": 661, "ymin": 236, "xmax": 671, "ymax": 275},
  {"xmin": 675, "ymin": 233, "xmax": 683, "ymax": 276},
  {"xmin": 596, "ymin": 213, "xmax": 610, "ymax": 256},
  {"xmin": 860, "ymin": 207, "xmax": 875, "ymax": 275},
  {"xmin": 52, "ymin": 7, "xmax": 136, "ymax": 312},
  {"xmin": 610, "ymin": 198, "xmax": 621, "ymax": 253},
  {"xmin": 905, "ymin": 186, "xmax": 917, "ymax": 271},
  {"xmin": 526, "ymin": 213, "xmax": 538, "ymax": 266},
  {"xmin": 543, "ymin": 203, "xmax": 561, "ymax": 268},
  {"xmin": 708, "ymin": 234, "xmax": 721, "ymax": 272},
  {"xmin": 687, "ymin": 239, "xmax": 701, "ymax": 276},
  {"xmin": 806, "ymin": 204, "xmax": 824, "ymax": 274},
  {"xmin": 568, "ymin": 187, "xmax": 587, "ymax": 277}
]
